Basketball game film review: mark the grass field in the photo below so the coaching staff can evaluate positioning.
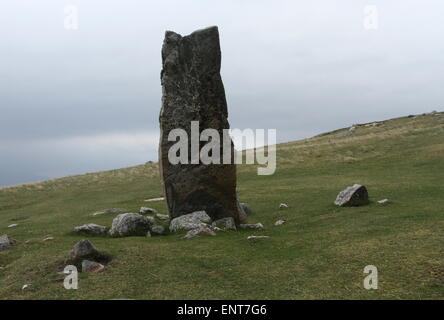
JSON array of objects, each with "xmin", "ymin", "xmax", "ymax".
[{"xmin": 0, "ymin": 112, "xmax": 443, "ymax": 299}]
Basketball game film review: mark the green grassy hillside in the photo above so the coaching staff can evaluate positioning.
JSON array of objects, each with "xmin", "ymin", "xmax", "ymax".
[{"xmin": 1, "ymin": 112, "xmax": 443, "ymax": 299}]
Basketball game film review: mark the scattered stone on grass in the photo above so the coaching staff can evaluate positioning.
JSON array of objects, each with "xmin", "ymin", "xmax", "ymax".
[
  {"xmin": 144, "ymin": 197, "xmax": 165, "ymax": 202},
  {"xmin": 150, "ymin": 224, "xmax": 166, "ymax": 236},
  {"xmin": 239, "ymin": 202, "xmax": 252, "ymax": 215},
  {"xmin": 92, "ymin": 208, "xmax": 127, "ymax": 216},
  {"xmin": 139, "ymin": 207, "xmax": 158, "ymax": 215},
  {"xmin": 74, "ymin": 223, "xmax": 107, "ymax": 236},
  {"xmin": 183, "ymin": 225, "xmax": 216, "ymax": 239},
  {"xmin": 0, "ymin": 235, "xmax": 13, "ymax": 251},
  {"xmin": 169, "ymin": 211, "xmax": 212, "ymax": 232},
  {"xmin": 247, "ymin": 235, "xmax": 270, "ymax": 240},
  {"xmin": 334, "ymin": 184, "xmax": 369, "ymax": 207},
  {"xmin": 377, "ymin": 199, "xmax": 390, "ymax": 204},
  {"xmin": 43, "ymin": 237, "xmax": 54, "ymax": 241},
  {"xmin": 274, "ymin": 219, "xmax": 286, "ymax": 226},
  {"xmin": 279, "ymin": 203, "xmax": 289, "ymax": 209},
  {"xmin": 239, "ymin": 223, "xmax": 264, "ymax": 230},
  {"xmin": 212, "ymin": 217, "xmax": 236, "ymax": 230},
  {"xmin": 155, "ymin": 213, "xmax": 170, "ymax": 221},
  {"xmin": 7, "ymin": 224, "xmax": 18, "ymax": 228},
  {"xmin": 66, "ymin": 239, "xmax": 107, "ymax": 268},
  {"xmin": 82, "ymin": 260, "xmax": 105, "ymax": 273},
  {"xmin": 109, "ymin": 213, "xmax": 154, "ymax": 237}
]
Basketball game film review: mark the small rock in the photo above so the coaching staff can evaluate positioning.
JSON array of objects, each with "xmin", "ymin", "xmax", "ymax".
[
  {"xmin": 74, "ymin": 223, "xmax": 107, "ymax": 236},
  {"xmin": 144, "ymin": 197, "xmax": 165, "ymax": 202},
  {"xmin": 82, "ymin": 260, "xmax": 105, "ymax": 273},
  {"xmin": 247, "ymin": 235, "xmax": 270, "ymax": 240},
  {"xmin": 155, "ymin": 213, "xmax": 170, "ymax": 221},
  {"xmin": 334, "ymin": 184, "xmax": 369, "ymax": 207},
  {"xmin": 0, "ymin": 235, "xmax": 13, "ymax": 251},
  {"xmin": 109, "ymin": 213, "xmax": 154, "ymax": 237},
  {"xmin": 22, "ymin": 284, "xmax": 30, "ymax": 290},
  {"xmin": 377, "ymin": 199, "xmax": 390, "ymax": 204},
  {"xmin": 150, "ymin": 224, "xmax": 166, "ymax": 235},
  {"xmin": 43, "ymin": 237, "xmax": 54, "ymax": 241},
  {"xmin": 169, "ymin": 211, "xmax": 212, "ymax": 232},
  {"xmin": 7, "ymin": 224, "xmax": 18, "ymax": 228},
  {"xmin": 274, "ymin": 219, "xmax": 286, "ymax": 226},
  {"xmin": 67, "ymin": 239, "xmax": 103, "ymax": 267},
  {"xmin": 212, "ymin": 217, "xmax": 236, "ymax": 230},
  {"xmin": 239, "ymin": 223, "xmax": 264, "ymax": 230},
  {"xmin": 183, "ymin": 225, "xmax": 216, "ymax": 239},
  {"xmin": 279, "ymin": 203, "xmax": 289, "ymax": 209},
  {"xmin": 93, "ymin": 208, "xmax": 127, "ymax": 216},
  {"xmin": 140, "ymin": 207, "xmax": 158, "ymax": 215}
]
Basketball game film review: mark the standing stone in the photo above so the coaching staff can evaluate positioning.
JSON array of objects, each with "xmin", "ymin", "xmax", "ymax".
[{"xmin": 159, "ymin": 26, "xmax": 242, "ymax": 223}]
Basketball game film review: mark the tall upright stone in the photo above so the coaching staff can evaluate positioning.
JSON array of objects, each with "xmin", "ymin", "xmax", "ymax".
[{"xmin": 159, "ymin": 26, "xmax": 245, "ymax": 223}]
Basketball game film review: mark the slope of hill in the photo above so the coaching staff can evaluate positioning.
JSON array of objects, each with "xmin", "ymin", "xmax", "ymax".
[{"xmin": 0, "ymin": 112, "xmax": 443, "ymax": 299}]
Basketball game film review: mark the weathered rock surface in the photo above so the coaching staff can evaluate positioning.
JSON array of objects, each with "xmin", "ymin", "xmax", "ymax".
[
  {"xmin": 139, "ymin": 207, "xmax": 158, "ymax": 215},
  {"xmin": 82, "ymin": 260, "xmax": 105, "ymax": 273},
  {"xmin": 109, "ymin": 213, "xmax": 154, "ymax": 237},
  {"xmin": 93, "ymin": 208, "xmax": 127, "ymax": 216},
  {"xmin": 74, "ymin": 223, "xmax": 107, "ymax": 236},
  {"xmin": 0, "ymin": 234, "xmax": 13, "ymax": 251},
  {"xmin": 159, "ymin": 26, "xmax": 242, "ymax": 223},
  {"xmin": 334, "ymin": 184, "xmax": 369, "ymax": 207},
  {"xmin": 183, "ymin": 225, "xmax": 216, "ymax": 239},
  {"xmin": 169, "ymin": 211, "xmax": 211, "ymax": 232},
  {"xmin": 150, "ymin": 224, "xmax": 166, "ymax": 235},
  {"xmin": 239, "ymin": 223, "xmax": 264, "ymax": 230},
  {"xmin": 67, "ymin": 240, "xmax": 103, "ymax": 267},
  {"xmin": 212, "ymin": 217, "xmax": 236, "ymax": 230}
]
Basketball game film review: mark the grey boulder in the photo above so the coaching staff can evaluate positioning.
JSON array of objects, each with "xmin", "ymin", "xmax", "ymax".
[
  {"xmin": 74, "ymin": 223, "xmax": 107, "ymax": 236},
  {"xmin": 67, "ymin": 239, "xmax": 103, "ymax": 267},
  {"xmin": 334, "ymin": 184, "xmax": 369, "ymax": 207},
  {"xmin": 109, "ymin": 213, "xmax": 155, "ymax": 237},
  {"xmin": 169, "ymin": 211, "xmax": 212, "ymax": 232}
]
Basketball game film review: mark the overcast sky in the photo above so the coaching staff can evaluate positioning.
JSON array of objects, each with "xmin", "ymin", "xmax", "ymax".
[{"xmin": 1, "ymin": 0, "xmax": 443, "ymax": 186}]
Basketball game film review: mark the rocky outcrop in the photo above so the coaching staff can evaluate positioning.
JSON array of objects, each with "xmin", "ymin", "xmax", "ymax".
[
  {"xmin": 159, "ymin": 26, "xmax": 242, "ymax": 224},
  {"xmin": 109, "ymin": 213, "xmax": 154, "ymax": 237},
  {"xmin": 334, "ymin": 184, "xmax": 369, "ymax": 207}
]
